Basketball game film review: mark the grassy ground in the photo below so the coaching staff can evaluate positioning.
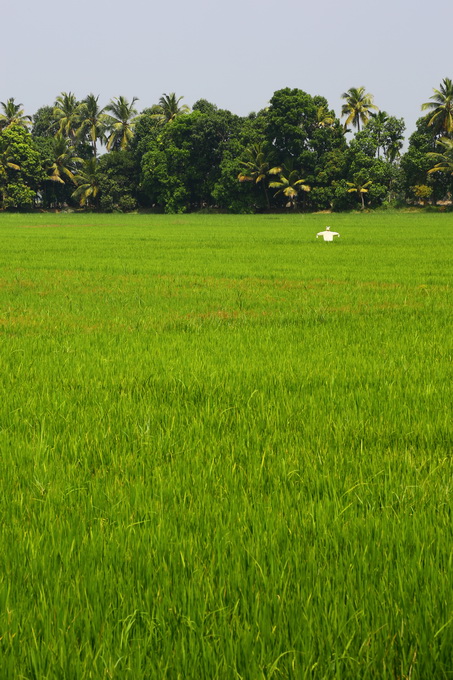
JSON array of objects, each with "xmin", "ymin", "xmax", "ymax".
[{"xmin": 0, "ymin": 212, "xmax": 452, "ymax": 678}]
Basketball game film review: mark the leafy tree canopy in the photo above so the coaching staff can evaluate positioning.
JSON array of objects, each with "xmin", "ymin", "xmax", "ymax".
[{"xmin": 0, "ymin": 124, "xmax": 44, "ymax": 208}]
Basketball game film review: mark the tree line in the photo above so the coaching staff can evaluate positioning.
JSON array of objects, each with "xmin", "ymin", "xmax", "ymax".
[{"xmin": 1, "ymin": 81, "xmax": 452, "ymax": 213}]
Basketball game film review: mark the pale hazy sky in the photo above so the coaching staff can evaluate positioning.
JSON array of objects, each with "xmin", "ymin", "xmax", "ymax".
[{"xmin": 1, "ymin": 0, "xmax": 452, "ymax": 141}]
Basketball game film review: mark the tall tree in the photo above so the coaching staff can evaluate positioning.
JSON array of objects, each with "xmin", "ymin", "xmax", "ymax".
[
  {"xmin": 0, "ymin": 124, "xmax": 44, "ymax": 209},
  {"xmin": 0, "ymin": 98, "xmax": 32, "ymax": 130},
  {"xmin": 76, "ymin": 94, "xmax": 108, "ymax": 158},
  {"xmin": 265, "ymin": 88, "xmax": 319, "ymax": 161},
  {"xmin": 264, "ymin": 88, "xmax": 346, "ymax": 196},
  {"xmin": 53, "ymin": 92, "xmax": 82, "ymax": 141},
  {"xmin": 72, "ymin": 158, "xmax": 101, "ymax": 207},
  {"xmin": 421, "ymin": 77, "xmax": 453, "ymax": 137},
  {"xmin": 341, "ymin": 87, "xmax": 378, "ymax": 132},
  {"xmin": 105, "ymin": 96, "xmax": 139, "ymax": 151},
  {"xmin": 45, "ymin": 134, "xmax": 81, "ymax": 185},
  {"xmin": 152, "ymin": 93, "xmax": 190, "ymax": 124},
  {"xmin": 140, "ymin": 108, "xmax": 241, "ymax": 212}
]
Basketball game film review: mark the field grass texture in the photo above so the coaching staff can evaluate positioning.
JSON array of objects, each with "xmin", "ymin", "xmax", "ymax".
[{"xmin": 0, "ymin": 213, "xmax": 452, "ymax": 679}]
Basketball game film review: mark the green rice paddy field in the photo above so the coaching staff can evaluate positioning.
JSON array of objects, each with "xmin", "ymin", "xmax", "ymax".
[{"xmin": 0, "ymin": 212, "xmax": 452, "ymax": 679}]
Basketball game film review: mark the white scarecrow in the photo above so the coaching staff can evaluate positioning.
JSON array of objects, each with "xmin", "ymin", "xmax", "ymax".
[{"xmin": 316, "ymin": 226, "xmax": 340, "ymax": 242}]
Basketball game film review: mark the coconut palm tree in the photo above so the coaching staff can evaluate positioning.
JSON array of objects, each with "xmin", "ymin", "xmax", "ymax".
[
  {"xmin": 45, "ymin": 134, "xmax": 82, "ymax": 185},
  {"xmin": 152, "ymin": 93, "xmax": 190, "ymax": 124},
  {"xmin": 0, "ymin": 98, "xmax": 32, "ymax": 130},
  {"xmin": 76, "ymin": 94, "xmax": 108, "ymax": 158},
  {"xmin": 346, "ymin": 179, "xmax": 372, "ymax": 209},
  {"xmin": 427, "ymin": 137, "xmax": 453, "ymax": 175},
  {"xmin": 72, "ymin": 158, "xmax": 101, "ymax": 207},
  {"xmin": 421, "ymin": 78, "xmax": 453, "ymax": 137},
  {"xmin": 53, "ymin": 92, "xmax": 83, "ymax": 141},
  {"xmin": 269, "ymin": 162, "xmax": 311, "ymax": 209},
  {"xmin": 105, "ymin": 96, "xmax": 139, "ymax": 151},
  {"xmin": 316, "ymin": 105, "xmax": 335, "ymax": 129},
  {"xmin": 341, "ymin": 87, "xmax": 378, "ymax": 132},
  {"xmin": 238, "ymin": 142, "xmax": 280, "ymax": 209}
]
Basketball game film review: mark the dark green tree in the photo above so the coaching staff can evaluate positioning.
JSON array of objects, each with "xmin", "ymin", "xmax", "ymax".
[
  {"xmin": 211, "ymin": 111, "xmax": 271, "ymax": 212},
  {"xmin": 32, "ymin": 106, "xmax": 58, "ymax": 138},
  {"xmin": 264, "ymin": 88, "xmax": 319, "ymax": 161},
  {"xmin": 140, "ymin": 107, "xmax": 242, "ymax": 212},
  {"xmin": 212, "ymin": 149, "xmax": 255, "ymax": 213},
  {"xmin": 98, "ymin": 151, "xmax": 138, "ymax": 211},
  {"xmin": 400, "ymin": 116, "xmax": 451, "ymax": 203},
  {"xmin": 363, "ymin": 111, "xmax": 405, "ymax": 163},
  {"xmin": 345, "ymin": 116, "xmax": 405, "ymax": 207},
  {"xmin": 309, "ymin": 148, "xmax": 349, "ymax": 210},
  {"xmin": 192, "ymin": 99, "xmax": 218, "ymax": 115},
  {"xmin": 264, "ymin": 88, "xmax": 346, "ymax": 207},
  {"xmin": 0, "ymin": 124, "xmax": 44, "ymax": 209}
]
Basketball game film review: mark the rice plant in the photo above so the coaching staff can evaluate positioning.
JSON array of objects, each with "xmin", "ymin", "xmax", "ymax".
[{"xmin": 0, "ymin": 212, "xmax": 452, "ymax": 678}]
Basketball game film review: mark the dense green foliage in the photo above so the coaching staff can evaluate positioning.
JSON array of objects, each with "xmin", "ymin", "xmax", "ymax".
[
  {"xmin": 0, "ymin": 124, "xmax": 44, "ymax": 208},
  {"xmin": 0, "ymin": 81, "xmax": 453, "ymax": 212},
  {"xmin": 0, "ymin": 213, "xmax": 452, "ymax": 678}
]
